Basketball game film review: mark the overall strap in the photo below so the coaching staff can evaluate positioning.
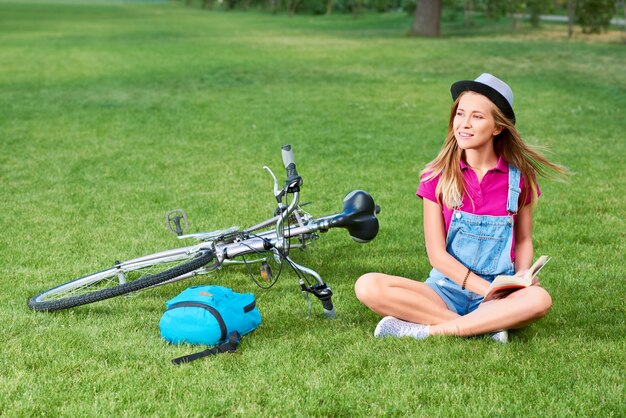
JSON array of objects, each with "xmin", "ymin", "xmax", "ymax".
[{"xmin": 507, "ymin": 164, "xmax": 522, "ymax": 214}]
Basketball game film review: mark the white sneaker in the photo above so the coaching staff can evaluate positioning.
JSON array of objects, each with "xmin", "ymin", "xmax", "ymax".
[
  {"xmin": 374, "ymin": 316, "xmax": 430, "ymax": 340},
  {"xmin": 490, "ymin": 330, "xmax": 509, "ymax": 343}
]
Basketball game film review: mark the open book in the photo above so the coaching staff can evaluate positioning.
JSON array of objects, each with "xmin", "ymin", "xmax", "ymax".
[{"xmin": 483, "ymin": 256, "xmax": 551, "ymax": 301}]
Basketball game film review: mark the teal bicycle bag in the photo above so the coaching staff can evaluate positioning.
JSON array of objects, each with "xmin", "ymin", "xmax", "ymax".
[{"xmin": 160, "ymin": 285, "xmax": 261, "ymax": 347}]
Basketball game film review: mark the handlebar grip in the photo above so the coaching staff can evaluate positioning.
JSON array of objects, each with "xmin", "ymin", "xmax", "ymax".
[
  {"xmin": 321, "ymin": 296, "xmax": 336, "ymax": 319},
  {"xmin": 321, "ymin": 296, "xmax": 333, "ymax": 311},
  {"xmin": 281, "ymin": 144, "xmax": 301, "ymax": 186},
  {"xmin": 281, "ymin": 144, "xmax": 295, "ymax": 168}
]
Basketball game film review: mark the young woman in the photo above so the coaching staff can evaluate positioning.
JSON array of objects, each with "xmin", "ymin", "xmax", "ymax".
[{"xmin": 355, "ymin": 74, "xmax": 566, "ymax": 343}]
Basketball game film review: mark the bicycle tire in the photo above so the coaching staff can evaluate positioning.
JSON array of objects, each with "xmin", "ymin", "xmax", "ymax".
[{"xmin": 28, "ymin": 249, "xmax": 215, "ymax": 312}]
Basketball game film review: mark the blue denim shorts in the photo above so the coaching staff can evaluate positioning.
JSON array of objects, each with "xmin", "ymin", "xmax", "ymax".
[{"xmin": 425, "ymin": 275, "xmax": 486, "ymax": 316}]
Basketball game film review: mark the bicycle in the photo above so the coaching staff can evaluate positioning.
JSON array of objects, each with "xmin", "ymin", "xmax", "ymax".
[{"xmin": 28, "ymin": 145, "xmax": 380, "ymax": 318}]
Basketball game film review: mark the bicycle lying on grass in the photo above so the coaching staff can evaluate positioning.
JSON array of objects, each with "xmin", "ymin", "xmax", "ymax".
[{"xmin": 28, "ymin": 145, "xmax": 380, "ymax": 318}]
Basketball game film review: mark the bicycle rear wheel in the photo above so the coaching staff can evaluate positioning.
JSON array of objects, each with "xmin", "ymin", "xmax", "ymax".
[{"xmin": 28, "ymin": 249, "xmax": 214, "ymax": 312}]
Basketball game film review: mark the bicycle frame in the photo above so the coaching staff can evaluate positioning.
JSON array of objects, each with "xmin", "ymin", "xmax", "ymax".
[{"xmin": 28, "ymin": 145, "xmax": 380, "ymax": 317}]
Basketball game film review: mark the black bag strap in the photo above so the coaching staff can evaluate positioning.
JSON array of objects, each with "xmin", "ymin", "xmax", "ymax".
[
  {"xmin": 167, "ymin": 302, "xmax": 227, "ymax": 342},
  {"xmin": 171, "ymin": 331, "xmax": 241, "ymax": 365}
]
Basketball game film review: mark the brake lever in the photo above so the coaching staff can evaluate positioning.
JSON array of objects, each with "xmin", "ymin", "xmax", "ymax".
[{"xmin": 263, "ymin": 166, "xmax": 282, "ymax": 200}]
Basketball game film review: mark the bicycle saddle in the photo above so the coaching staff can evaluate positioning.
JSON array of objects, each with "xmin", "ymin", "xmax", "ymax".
[{"xmin": 327, "ymin": 190, "xmax": 380, "ymax": 243}]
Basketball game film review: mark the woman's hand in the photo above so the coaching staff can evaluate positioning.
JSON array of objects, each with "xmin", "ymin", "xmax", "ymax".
[
  {"xmin": 516, "ymin": 269, "xmax": 540, "ymax": 286},
  {"xmin": 515, "ymin": 269, "xmax": 529, "ymax": 278}
]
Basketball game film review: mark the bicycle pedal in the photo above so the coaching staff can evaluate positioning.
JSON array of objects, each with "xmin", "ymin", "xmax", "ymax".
[{"xmin": 165, "ymin": 209, "xmax": 189, "ymax": 236}]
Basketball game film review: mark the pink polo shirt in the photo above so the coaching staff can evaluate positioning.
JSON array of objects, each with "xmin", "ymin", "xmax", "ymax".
[{"xmin": 416, "ymin": 156, "xmax": 539, "ymax": 260}]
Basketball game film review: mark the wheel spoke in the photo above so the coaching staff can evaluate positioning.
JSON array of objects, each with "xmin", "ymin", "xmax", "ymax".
[{"xmin": 39, "ymin": 257, "xmax": 194, "ymax": 301}]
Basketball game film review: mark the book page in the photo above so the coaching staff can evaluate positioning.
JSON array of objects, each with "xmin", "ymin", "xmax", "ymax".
[
  {"xmin": 483, "ymin": 255, "xmax": 550, "ymax": 303},
  {"xmin": 525, "ymin": 256, "xmax": 551, "ymax": 281}
]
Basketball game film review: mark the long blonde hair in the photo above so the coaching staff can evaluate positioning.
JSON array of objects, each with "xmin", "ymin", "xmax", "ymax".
[{"xmin": 421, "ymin": 92, "xmax": 567, "ymax": 209}]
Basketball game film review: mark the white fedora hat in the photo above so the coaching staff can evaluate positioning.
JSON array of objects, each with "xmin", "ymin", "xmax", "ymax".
[{"xmin": 450, "ymin": 73, "xmax": 516, "ymax": 124}]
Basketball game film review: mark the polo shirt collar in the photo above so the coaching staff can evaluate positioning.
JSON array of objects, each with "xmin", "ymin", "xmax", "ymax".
[{"xmin": 460, "ymin": 155, "xmax": 508, "ymax": 173}]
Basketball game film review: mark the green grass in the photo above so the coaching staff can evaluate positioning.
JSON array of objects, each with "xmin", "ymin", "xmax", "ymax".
[{"xmin": 1, "ymin": 2, "xmax": 625, "ymax": 416}]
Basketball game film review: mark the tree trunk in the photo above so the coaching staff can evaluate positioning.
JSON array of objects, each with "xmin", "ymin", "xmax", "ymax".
[
  {"xmin": 507, "ymin": 0, "xmax": 517, "ymax": 30},
  {"xmin": 464, "ymin": 0, "xmax": 473, "ymax": 26},
  {"xmin": 529, "ymin": 0, "xmax": 541, "ymax": 28},
  {"xmin": 270, "ymin": 0, "xmax": 280, "ymax": 14},
  {"xmin": 287, "ymin": 0, "xmax": 300, "ymax": 16},
  {"xmin": 352, "ymin": 0, "xmax": 363, "ymax": 19},
  {"xmin": 567, "ymin": 0, "xmax": 576, "ymax": 38},
  {"xmin": 623, "ymin": 0, "xmax": 625, "ymax": 43},
  {"xmin": 410, "ymin": 0, "xmax": 442, "ymax": 36},
  {"xmin": 325, "ymin": 0, "xmax": 334, "ymax": 16}
]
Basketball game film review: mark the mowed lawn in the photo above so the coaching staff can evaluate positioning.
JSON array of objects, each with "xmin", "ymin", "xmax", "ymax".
[{"xmin": 0, "ymin": 1, "xmax": 624, "ymax": 416}]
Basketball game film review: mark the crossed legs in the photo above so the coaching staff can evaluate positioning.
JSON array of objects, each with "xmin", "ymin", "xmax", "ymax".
[{"xmin": 354, "ymin": 272, "xmax": 552, "ymax": 337}]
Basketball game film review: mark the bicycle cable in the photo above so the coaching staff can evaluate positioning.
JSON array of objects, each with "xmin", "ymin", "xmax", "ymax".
[
  {"xmin": 241, "ymin": 191, "xmax": 314, "ymax": 289},
  {"xmin": 280, "ymin": 192, "xmax": 311, "ymax": 287}
]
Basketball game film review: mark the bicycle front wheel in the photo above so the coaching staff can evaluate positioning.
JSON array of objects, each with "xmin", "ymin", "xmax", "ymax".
[{"xmin": 28, "ymin": 249, "xmax": 215, "ymax": 312}]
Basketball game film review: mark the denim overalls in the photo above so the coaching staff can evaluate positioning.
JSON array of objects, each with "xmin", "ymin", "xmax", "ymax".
[{"xmin": 425, "ymin": 164, "xmax": 521, "ymax": 315}]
